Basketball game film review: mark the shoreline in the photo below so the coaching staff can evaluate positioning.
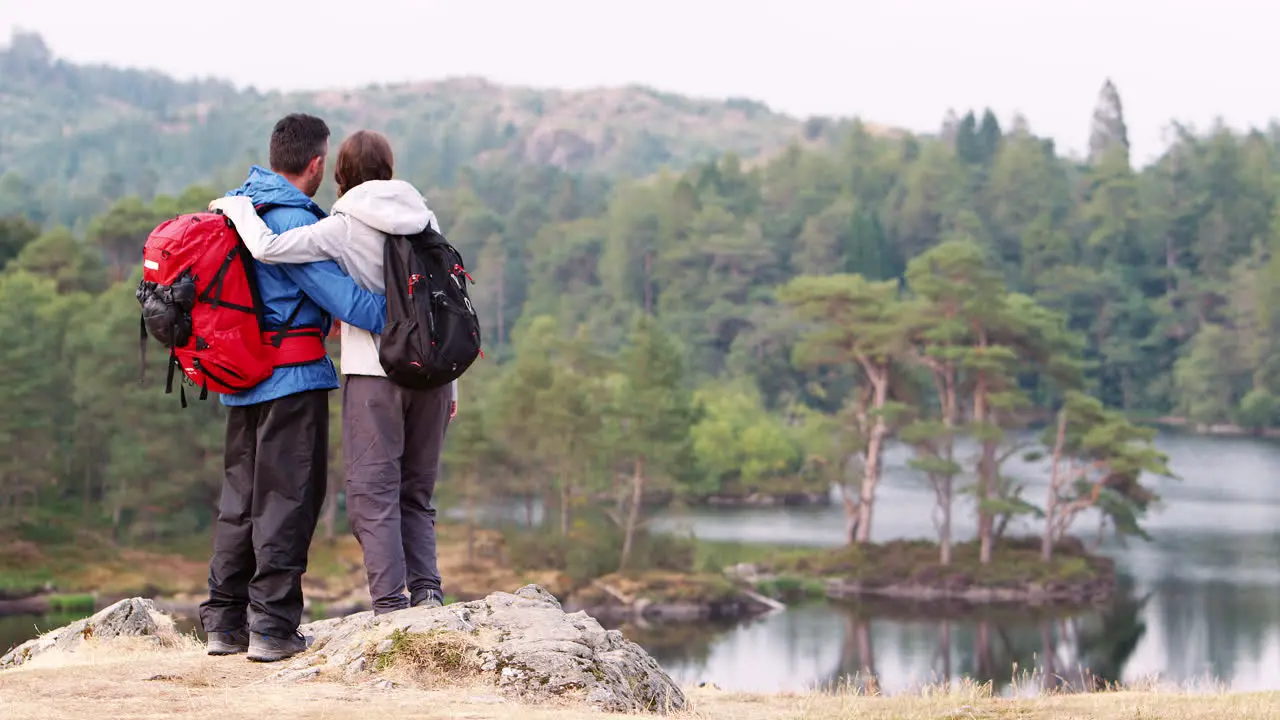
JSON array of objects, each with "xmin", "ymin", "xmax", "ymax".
[
  {"xmin": 822, "ymin": 576, "xmax": 1114, "ymax": 605},
  {"xmin": 1146, "ymin": 415, "xmax": 1280, "ymax": 439},
  {"xmin": 587, "ymin": 488, "xmax": 832, "ymax": 508},
  {"xmin": 1, "ymin": 530, "xmax": 1118, "ymax": 632}
]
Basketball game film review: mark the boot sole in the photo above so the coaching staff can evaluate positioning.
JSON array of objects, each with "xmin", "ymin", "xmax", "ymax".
[
  {"xmin": 207, "ymin": 644, "xmax": 248, "ymax": 656},
  {"xmin": 246, "ymin": 651, "xmax": 301, "ymax": 663}
]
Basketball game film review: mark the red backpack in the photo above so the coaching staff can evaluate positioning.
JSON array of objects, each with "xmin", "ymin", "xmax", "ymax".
[{"xmin": 135, "ymin": 206, "xmax": 327, "ymax": 406}]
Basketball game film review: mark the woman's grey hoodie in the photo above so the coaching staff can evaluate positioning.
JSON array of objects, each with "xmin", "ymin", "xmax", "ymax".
[{"xmin": 211, "ymin": 181, "xmax": 456, "ymax": 399}]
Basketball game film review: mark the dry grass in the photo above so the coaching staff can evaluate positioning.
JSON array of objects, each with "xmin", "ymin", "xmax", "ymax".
[
  {"xmin": 364, "ymin": 629, "xmax": 486, "ymax": 688},
  {"xmin": 0, "ymin": 642, "xmax": 1277, "ymax": 720}
]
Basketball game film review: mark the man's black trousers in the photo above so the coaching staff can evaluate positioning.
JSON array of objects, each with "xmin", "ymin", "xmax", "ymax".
[{"xmin": 198, "ymin": 389, "xmax": 328, "ymax": 638}]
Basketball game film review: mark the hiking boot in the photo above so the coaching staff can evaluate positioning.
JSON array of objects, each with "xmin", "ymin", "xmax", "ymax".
[
  {"xmin": 410, "ymin": 588, "xmax": 444, "ymax": 609},
  {"xmin": 246, "ymin": 631, "xmax": 308, "ymax": 663},
  {"xmin": 206, "ymin": 628, "xmax": 249, "ymax": 656}
]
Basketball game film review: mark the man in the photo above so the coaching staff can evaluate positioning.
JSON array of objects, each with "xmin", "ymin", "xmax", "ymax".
[{"xmin": 198, "ymin": 113, "xmax": 387, "ymax": 663}]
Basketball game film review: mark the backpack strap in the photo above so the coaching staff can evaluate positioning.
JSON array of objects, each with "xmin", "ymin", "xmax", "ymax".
[
  {"xmin": 138, "ymin": 315, "xmax": 148, "ymax": 385},
  {"xmin": 250, "ymin": 201, "xmax": 329, "ymax": 368}
]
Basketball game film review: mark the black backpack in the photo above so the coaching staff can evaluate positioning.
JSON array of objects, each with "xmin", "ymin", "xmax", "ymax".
[{"xmin": 379, "ymin": 224, "xmax": 483, "ymax": 390}]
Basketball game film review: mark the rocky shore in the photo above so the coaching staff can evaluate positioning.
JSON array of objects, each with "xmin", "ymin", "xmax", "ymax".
[{"xmin": 561, "ymin": 572, "xmax": 781, "ymax": 622}]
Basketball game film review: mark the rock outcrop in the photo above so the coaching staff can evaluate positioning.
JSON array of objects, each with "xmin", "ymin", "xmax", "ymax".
[
  {"xmin": 0, "ymin": 586, "xmax": 686, "ymax": 715},
  {"xmin": 288, "ymin": 584, "xmax": 686, "ymax": 713},
  {"xmin": 1, "ymin": 597, "xmax": 179, "ymax": 670}
]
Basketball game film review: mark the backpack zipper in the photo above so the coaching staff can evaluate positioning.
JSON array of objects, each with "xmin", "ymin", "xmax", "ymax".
[{"xmin": 408, "ymin": 277, "xmax": 432, "ymax": 368}]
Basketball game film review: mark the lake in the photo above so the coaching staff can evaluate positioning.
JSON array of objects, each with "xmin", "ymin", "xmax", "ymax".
[
  {"xmin": 642, "ymin": 430, "xmax": 1280, "ymax": 693},
  {"xmin": 5, "ymin": 430, "xmax": 1280, "ymax": 694}
]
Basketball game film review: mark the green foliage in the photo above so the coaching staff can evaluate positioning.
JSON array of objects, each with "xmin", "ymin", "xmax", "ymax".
[
  {"xmin": 689, "ymin": 380, "xmax": 809, "ymax": 496},
  {"xmin": 608, "ymin": 314, "xmax": 702, "ymax": 486},
  {"xmin": 1237, "ymin": 388, "xmax": 1278, "ymax": 430},
  {"xmin": 46, "ymin": 593, "xmax": 94, "ymax": 614},
  {"xmin": 0, "ymin": 215, "xmax": 39, "ymax": 269},
  {"xmin": 1173, "ymin": 323, "xmax": 1238, "ymax": 425},
  {"xmin": 10, "ymin": 227, "xmax": 109, "ymax": 295},
  {"xmin": 753, "ymin": 575, "xmax": 827, "ymax": 601}
]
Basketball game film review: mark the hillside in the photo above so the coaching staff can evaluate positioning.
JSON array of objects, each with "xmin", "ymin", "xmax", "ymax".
[{"xmin": 0, "ymin": 31, "xmax": 858, "ymax": 228}]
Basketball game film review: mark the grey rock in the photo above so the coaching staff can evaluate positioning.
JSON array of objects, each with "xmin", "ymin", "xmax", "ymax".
[
  {"xmin": 277, "ymin": 666, "xmax": 321, "ymax": 682},
  {"xmin": 288, "ymin": 583, "xmax": 686, "ymax": 713},
  {"xmin": 0, "ymin": 598, "xmax": 176, "ymax": 670}
]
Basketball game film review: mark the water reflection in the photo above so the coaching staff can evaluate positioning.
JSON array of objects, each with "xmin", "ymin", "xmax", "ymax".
[
  {"xmin": 0, "ymin": 613, "xmax": 83, "ymax": 655},
  {"xmin": 0, "ymin": 612, "xmax": 202, "ymax": 657},
  {"xmin": 638, "ymin": 590, "xmax": 1154, "ymax": 695}
]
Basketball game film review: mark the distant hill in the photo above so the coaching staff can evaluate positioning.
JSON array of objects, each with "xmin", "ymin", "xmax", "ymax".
[{"xmin": 0, "ymin": 31, "xmax": 884, "ymax": 227}]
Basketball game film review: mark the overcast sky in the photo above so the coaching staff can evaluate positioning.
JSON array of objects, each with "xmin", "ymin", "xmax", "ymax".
[{"xmin": 3, "ymin": 0, "xmax": 1276, "ymax": 166}]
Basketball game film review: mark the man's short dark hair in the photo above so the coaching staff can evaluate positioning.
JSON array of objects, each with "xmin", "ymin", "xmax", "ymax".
[{"xmin": 269, "ymin": 113, "xmax": 330, "ymax": 175}]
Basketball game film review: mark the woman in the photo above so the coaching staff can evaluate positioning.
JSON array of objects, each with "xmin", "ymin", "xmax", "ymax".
[{"xmin": 211, "ymin": 130, "xmax": 453, "ymax": 613}]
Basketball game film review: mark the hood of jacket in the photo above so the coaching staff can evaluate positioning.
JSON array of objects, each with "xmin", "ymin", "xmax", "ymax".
[
  {"xmin": 332, "ymin": 179, "xmax": 432, "ymax": 236},
  {"xmin": 225, "ymin": 165, "xmax": 328, "ymax": 217}
]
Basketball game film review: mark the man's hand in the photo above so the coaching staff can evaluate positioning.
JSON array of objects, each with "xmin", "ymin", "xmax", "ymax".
[{"xmin": 449, "ymin": 400, "xmax": 457, "ymax": 419}]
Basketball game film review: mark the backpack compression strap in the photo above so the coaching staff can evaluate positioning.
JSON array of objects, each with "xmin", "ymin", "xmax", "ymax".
[
  {"xmin": 263, "ymin": 290, "xmax": 328, "ymax": 369},
  {"xmin": 248, "ymin": 202, "xmax": 330, "ymax": 368}
]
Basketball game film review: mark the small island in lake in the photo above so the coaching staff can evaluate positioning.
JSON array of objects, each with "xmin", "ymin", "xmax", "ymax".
[{"xmin": 745, "ymin": 536, "xmax": 1115, "ymax": 606}]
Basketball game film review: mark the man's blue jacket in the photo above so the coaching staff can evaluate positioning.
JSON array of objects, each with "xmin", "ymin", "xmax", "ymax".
[{"xmin": 219, "ymin": 165, "xmax": 386, "ymax": 407}]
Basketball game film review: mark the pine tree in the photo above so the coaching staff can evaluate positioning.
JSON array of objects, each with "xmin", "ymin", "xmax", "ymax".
[
  {"xmin": 0, "ymin": 272, "xmax": 67, "ymax": 522},
  {"xmin": 1088, "ymin": 79, "xmax": 1131, "ymax": 164},
  {"xmin": 1041, "ymin": 392, "xmax": 1172, "ymax": 559},
  {"xmin": 779, "ymin": 274, "xmax": 909, "ymax": 543},
  {"xmin": 609, "ymin": 315, "xmax": 700, "ymax": 571}
]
